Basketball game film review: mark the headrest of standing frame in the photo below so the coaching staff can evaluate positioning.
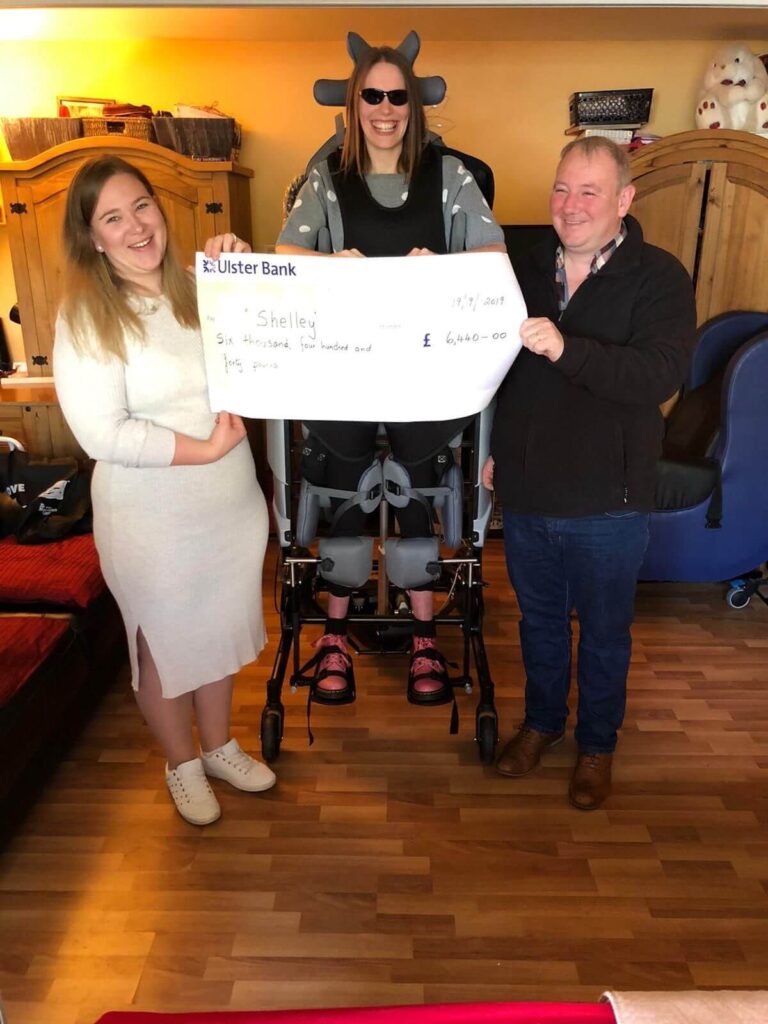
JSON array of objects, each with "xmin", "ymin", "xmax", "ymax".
[{"xmin": 312, "ymin": 31, "xmax": 447, "ymax": 107}]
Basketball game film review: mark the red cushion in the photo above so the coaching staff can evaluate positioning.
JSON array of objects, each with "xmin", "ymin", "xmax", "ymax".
[
  {"xmin": 93, "ymin": 1002, "xmax": 615, "ymax": 1024},
  {"xmin": 0, "ymin": 534, "xmax": 105, "ymax": 609},
  {"xmin": 0, "ymin": 615, "xmax": 71, "ymax": 708}
]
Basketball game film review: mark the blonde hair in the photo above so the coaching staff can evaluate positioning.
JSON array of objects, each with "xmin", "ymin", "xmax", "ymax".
[
  {"xmin": 59, "ymin": 156, "xmax": 199, "ymax": 360},
  {"xmin": 341, "ymin": 47, "xmax": 428, "ymax": 181},
  {"xmin": 559, "ymin": 136, "xmax": 632, "ymax": 190}
]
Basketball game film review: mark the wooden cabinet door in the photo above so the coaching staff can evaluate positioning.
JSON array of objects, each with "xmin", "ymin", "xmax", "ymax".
[
  {"xmin": 630, "ymin": 161, "xmax": 706, "ymax": 279},
  {"xmin": 696, "ymin": 158, "xmax": 768, "ymax": 321},
  {"xmin": 631, "ymin": 130, "xmax": 768, "ymax": 323},
  {"xmin": 2, "ymin": 167, "xmax": 71, "ymax": 375},
  {"xmin": 0, "ymin": 402, "xmax": 25, "ymax": 443}
]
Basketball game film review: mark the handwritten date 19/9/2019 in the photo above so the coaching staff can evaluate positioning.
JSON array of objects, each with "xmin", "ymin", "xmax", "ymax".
[{"xmin": 450, "ymin": 293, "xmax": 506, "ymax": 312}]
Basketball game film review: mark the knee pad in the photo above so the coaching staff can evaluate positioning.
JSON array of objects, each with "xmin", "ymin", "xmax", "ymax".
[
  {"xmin": 318, "ymin": 537, "xmax": 373, "ymax": 590},
  {"xmin": 384, "ymin": 537, "xmax": 441, "ymax": 589}
]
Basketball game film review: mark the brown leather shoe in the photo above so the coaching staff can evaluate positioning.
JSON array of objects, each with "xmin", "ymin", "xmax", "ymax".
[
  {"xmin": 569, "ymin": 752, "xmax": 613, "ymax": 811},
  {"xmin": 495, "ymin": 725, "xmax": 565, "ymax": 777}
]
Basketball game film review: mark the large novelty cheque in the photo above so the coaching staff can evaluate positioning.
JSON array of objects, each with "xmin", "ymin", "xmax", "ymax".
[{"xmin": 196, "ymin": 251, "xmax": 525, "ymax": 422}]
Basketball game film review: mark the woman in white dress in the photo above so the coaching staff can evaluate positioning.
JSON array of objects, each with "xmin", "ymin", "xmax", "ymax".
[{"xmin": 54, "ymin": 155, "xmax": 274, "ymax": 826}]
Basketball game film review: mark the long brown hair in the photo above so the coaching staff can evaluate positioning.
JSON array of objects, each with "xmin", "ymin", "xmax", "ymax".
[
  {"xmin": 340, "ymin": 47, "xmax": 428, "ymax": 180},
  {"xmin": 59, "ymin": 156, "xmax": 199, "ymax": 360}
]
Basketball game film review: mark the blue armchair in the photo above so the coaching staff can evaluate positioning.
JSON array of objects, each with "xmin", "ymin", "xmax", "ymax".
[{"xmin": 639, "ymin": 311, "xmax": 768, "ymax": 606}]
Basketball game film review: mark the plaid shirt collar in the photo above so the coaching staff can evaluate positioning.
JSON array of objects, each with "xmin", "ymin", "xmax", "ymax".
[{"xmin": 555, "ymin": 220, "xmax": 627, "ymax": 313}]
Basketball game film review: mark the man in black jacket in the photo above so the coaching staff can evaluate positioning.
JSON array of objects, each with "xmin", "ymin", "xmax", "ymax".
[{"xmin": 485, "ymin": 136, "xmax": 696, "ymax": 810}]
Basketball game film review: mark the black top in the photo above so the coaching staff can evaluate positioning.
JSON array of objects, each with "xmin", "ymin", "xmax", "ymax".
[
  {"xmin": 327, "ymin": 143, "xmax": 447, "ymax": 257},
  {"xmin": 491, "ymin": 215, "xmax": 697, "ymax": 516}
]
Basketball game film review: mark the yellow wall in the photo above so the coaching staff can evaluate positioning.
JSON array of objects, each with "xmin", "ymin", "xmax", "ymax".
[{"xmin": 1, "ymin": 30, "xmax": 767, "ymax": 363}]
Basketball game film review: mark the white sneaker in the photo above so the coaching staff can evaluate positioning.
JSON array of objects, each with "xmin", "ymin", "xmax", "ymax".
[
  {"xmin": 201, "ymin": 738, "xmax": 277, "ymax": 792},
  {"xmin": 165, "ymin": 757, "xmax": 221, "ymax": 825}
]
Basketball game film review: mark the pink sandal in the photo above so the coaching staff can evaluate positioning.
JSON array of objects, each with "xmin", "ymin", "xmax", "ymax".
[
  {"xmin": 307, "ymin": 633, "xmax": 356, "ymax": 706},
  {"xmin": 407, "ymin": 637, "xmax": 453, "ymax": 707}
]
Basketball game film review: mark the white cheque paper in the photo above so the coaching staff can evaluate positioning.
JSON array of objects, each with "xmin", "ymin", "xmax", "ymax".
[{"xmin": 196, "ymin": 251, "xmax": 525, "ymax": 422}]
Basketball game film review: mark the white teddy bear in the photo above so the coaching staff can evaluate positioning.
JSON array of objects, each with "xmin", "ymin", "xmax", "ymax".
[{"xmin": 695, "ymin": 42, "xmax": 768, "ymax": 134}]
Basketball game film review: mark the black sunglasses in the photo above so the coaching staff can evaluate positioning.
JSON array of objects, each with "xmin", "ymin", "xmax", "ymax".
[{"xmin": 359, "ymin": 88, "xmax": 409, "ymax": 107}]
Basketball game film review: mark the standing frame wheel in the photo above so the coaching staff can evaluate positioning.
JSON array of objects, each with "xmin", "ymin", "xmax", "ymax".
[
  {"xmin": 260, "ymin": 706, "xmax": 284, "ymax": 762},
  {"xmin": 726, "ymin": 586, "xmax": 751, "ymax": 610},
  {"xmin": 475, "ymin": 711, "xmax": 498, "ymax": 765}
]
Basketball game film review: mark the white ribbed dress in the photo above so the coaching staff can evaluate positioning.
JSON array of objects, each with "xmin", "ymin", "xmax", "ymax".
[{"xmin": 53, "ymin": 297, "xmax": 268, "ymax": 698}]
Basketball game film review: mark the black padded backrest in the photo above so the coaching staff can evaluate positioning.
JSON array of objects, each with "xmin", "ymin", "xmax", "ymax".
[{"xmin": 435, "ymin": 144, "xmax": 495, "ymax": 209}]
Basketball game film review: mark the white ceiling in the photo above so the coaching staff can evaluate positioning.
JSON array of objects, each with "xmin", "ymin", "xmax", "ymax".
[{"xmin": 2, "ymin": 5, "xmax": 768, "ymax": 43}]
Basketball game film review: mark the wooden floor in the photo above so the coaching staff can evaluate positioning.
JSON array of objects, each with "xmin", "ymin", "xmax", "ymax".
[{"xmin": 2, "ymin": 541, "xmax": 768, "ymax": 1023}]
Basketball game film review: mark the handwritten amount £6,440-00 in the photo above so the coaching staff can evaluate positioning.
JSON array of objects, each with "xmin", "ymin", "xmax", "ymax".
[{"xmin": 445, "ymin": 329, "xmax": 508, "ymax": 346}]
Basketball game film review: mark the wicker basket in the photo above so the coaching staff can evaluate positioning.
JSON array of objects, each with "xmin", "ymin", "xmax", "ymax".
[
  {"xmin": 569, "ymin": 89, "xmax": 653, "ymax": 127},
  {"xmin": 152, "ymin": 117, "xmax": 239, "ymax": 161},
  {"xmin": 1, "ymin": 117, "xmax": 83, "ymax": 159},
  {"xmin": 81, "ymin": 117, "xmax": 154, "ymax": 142}
]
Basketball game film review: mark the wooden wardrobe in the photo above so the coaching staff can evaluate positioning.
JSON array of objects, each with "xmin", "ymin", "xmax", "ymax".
[{"xmin": 630, "ymin": 129, "xmax": 768, "ymax": 323}]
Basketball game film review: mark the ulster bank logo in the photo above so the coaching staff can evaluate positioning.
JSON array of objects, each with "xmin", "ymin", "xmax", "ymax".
[{"xmin": 203, "ymin": 257, "xmax": 296, "ymax": 277}]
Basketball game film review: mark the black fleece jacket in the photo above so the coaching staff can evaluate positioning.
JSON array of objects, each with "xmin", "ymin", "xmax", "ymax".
[{"xmin": 491, "ymin": 215, "xmax": 697, "ymax": 516}]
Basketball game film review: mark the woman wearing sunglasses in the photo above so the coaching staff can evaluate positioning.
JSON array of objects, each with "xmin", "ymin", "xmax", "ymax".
[{"xmin": 275, "ymin": 45, "xmax": 506, "ymax": 708}]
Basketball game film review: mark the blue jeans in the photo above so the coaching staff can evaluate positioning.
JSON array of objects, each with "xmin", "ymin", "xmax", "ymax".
[{"xmin": 502, "ymin": 511, "xmax": 650, "ymax": 753}]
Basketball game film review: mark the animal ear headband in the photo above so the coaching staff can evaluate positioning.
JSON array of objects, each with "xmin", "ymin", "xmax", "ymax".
[{"xmin": 312, "ymin": 30, "xmax": 447, "ymax": 107}]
